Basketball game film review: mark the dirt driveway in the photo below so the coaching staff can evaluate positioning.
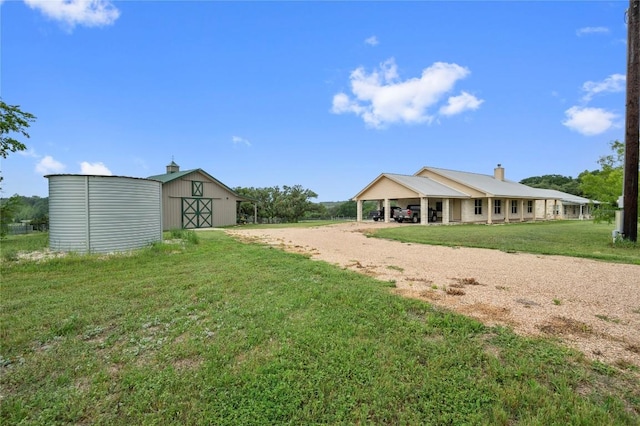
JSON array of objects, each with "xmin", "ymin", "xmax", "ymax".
[{"xmin": 227, "ymin": 221, "xmax": 640, "ymax": 370}]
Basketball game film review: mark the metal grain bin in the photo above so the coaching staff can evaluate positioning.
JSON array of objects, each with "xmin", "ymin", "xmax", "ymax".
[{"xmin": 46, "ymin": 174, "xmax": 162, "ymax": 253}]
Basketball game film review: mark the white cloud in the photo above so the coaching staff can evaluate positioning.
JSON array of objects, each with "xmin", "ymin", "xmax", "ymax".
[
  {"xmin": 79, "ymin": 161, "xmax": 112, "ymax": 175},
  {"xmin": 35, "ymin": 155, "xmax": 66, "ymax": 175},
  {"xmin": 23, "ymin": 0, "xmax": 120, "ymax": 29},
  {"xmin": 18, "ymin": 148, "xmax": 40, "ymax": 158},
  {"xmin": 331, "ymin": 58, "xmax": 482, "ymax": 128},
  {"xmin": 576, "ymin": 26, "xmax": 609, "ymax": 36},
  {"xmin": 439, "ymin": 91, "xmax": 484, "ymax": 116},
  {"xmin": 562, "ymin": 106, "xmax": 618, "ymax": 136},
  {"xmin": 581, "ymin": 73, "xmax": 626, "ymax": 102},
  {"xmin": 364, "ymin": 36, "xmax": 379, "ymax": 46},
  {"xmin": 232, "ymin": 136, "xmax": 251, "ymax": 147}
]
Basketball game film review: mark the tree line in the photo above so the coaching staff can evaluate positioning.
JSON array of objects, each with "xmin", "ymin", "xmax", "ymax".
[{"xmin": 234, "ymin": 185, "xmax": 320, "ymax": 223}]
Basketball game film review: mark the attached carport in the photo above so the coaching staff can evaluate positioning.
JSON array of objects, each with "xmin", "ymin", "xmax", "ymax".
[{"xmin": 352, "ymin": 173, "xmax": 469, "ymax": 225}]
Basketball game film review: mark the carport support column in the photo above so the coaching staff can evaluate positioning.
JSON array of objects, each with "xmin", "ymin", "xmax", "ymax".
[
  {"xmin": 420, "ymin": 197, "xmax": 428, "ymax": 225},
  {"xmin": 443, "ymin": 199, "xmax": 450, "ymax": 224},
  {"xmin": 356, "ymin": 200, "xmax": 363, "ymax": 222},
  {"xmin": 384, "ymin": 198, "xmax": 391, "ymax": 223}
]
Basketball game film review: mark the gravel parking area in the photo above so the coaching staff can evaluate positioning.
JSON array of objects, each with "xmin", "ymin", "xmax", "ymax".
[{"xmin": 227, "ymin": 221, "xmax": 640, "ymax": 370}]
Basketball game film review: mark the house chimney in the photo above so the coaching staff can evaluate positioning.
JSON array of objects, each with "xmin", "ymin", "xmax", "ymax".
[
  {"xmin": 166, "ymin": 161, "xmax": 180, "ymax": 174},
  {"xmin": 494, "ymin": 164, "xmax": 504, "ymax": 181}
]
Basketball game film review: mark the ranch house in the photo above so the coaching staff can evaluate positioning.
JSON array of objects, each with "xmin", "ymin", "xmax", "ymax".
[{"xmin": 353, "ymin": 165, "xmax": 598, "ymax": 225}]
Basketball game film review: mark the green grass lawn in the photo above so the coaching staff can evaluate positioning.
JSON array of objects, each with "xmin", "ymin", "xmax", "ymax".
[
  {"xmin": 371, "ymin": 220, "xmax": 640, "ymax": 265},
  {"xmin": 1, "ymin": 229, "xmax": 639, "ymax": 424}
]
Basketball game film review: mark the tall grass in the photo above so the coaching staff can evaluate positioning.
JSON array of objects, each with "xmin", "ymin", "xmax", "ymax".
[{"xmin": 1, "ymin": 230, "xmax": 638, "ymax": 424}]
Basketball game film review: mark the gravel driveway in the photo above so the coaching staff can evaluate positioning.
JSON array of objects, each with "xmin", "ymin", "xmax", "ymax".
[{"xmin": 227, "ymin": 221, "xmax": 640, "ymax": 370}]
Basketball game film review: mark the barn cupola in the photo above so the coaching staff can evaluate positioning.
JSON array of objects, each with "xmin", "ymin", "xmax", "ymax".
[
  {"xmin": 166, "ymin": 160, "xmax": 180, "ymax": 174},
  {"xmin": 494, "ymin": 164, "xmax": 505, "ymax": 181}
]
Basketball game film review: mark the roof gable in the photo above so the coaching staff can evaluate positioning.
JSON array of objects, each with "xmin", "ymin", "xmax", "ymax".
[
  {"xmin": 386, "ymin": 174, "xmax": 469, "ymax": 198},
  {"xmin": 352, "ymin": 173, "xmax": 469, "ymax": 200},
  {"xmin": 147, "ymin": 168, "xmax": 248, "ymax": 200}
]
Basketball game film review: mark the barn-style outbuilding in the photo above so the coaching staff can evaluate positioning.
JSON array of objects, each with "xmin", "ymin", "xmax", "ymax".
[
  {"xmin": 148, "ymin": 162, "xmax": 254, "ymax": 230},
  {"xmin": 353, "ymin": 165, "xmax": 598, "ymax": 225}
]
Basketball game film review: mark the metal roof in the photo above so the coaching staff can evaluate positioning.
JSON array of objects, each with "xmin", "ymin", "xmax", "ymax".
[
  {"xmin": 421, "ymin": 167, "xmax": 550, "ymax": 198},
  {"xmin": 385, "ymin": 173, "xmax": 469, "ymax": 198},
  {"xmin": 147, "ymin": 168, "xmax": 199, "ymax": 184},
  {"xmin": 147, "ymin": 168, "xmax": 253, "ymax": 201},
  {"xmin": 532, "ymin": 188, "xmax": 600, "ymax": 205}
]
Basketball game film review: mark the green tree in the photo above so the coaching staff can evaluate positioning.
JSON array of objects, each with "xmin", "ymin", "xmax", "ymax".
[
  {"xmin": 235, "ymin": 187, "xmax": 280, "ymax": 223},
  {"xmin": 0, "ymin": 195, "xmax": 23, "ymax": 237},
  {"xmin": 577, "ymin": 140, "xmax": 639, "ymax": 224},
  {"xmin": 9, "ymin": 195, "xmax": 49, "ymax": 223},
  {"xmin": 333, "ymin": 200, "xmax": 357, "ymax": 218},
  {"xmin": 519, "ymin": 174, "xmax": 582, "ymax": 196},
  {"xmin": 279, "ymin": 185, "xmax": 318, "ymax": 222},
  {"xmin": 303, "ymin": 202, "xmax": 328, "ymax": 220},
  {"xmin": 0, "ymin": 99, "xmax": 36, "ymax": 186},
  {"xmin": 578, "ymin": 140, "xmax": 625, "ymax": 206},
  {"xmin": 235, "ymin": 185, "xmax": 318, "ymax": 223}
]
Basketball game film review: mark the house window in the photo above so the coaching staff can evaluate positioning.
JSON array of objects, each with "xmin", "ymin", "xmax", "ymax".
[
  {"xmin": 511, "ymin": 200, "xmax": 518, "ymax": 214},
  {"xmin": 527, "ymin": 200, "xmax": 533, "ymax": 213},
  {"xmin": 192, "ymin": 181, "xmax": 203, "ymax": 197},
  {"xmin": 494, "ymin": 199, "xmax": 502, "ymax": 215},
  {"xmin": 474, "ymin": 199, "xmax": 482, "ymax": 215}
]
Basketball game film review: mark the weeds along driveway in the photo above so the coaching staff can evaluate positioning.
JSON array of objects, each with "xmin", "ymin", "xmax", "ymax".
[{"xmin": 226, "ymin": 221, "xmax": 640, "ymax": 371}]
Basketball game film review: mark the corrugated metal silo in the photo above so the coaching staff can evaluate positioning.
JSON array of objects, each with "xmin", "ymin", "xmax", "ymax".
[{"xmin": 46, "ymin": 175, "xmax": 163, "ymax": 253}]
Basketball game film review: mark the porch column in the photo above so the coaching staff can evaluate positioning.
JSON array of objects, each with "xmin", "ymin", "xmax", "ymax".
[
  {"xmin": 505, "ymin": 198, "xmax": 510, "ymax": 223},
  {"xmin": 487, "ymin": 197, "xmax": 493, "ymax": 224},
  {"xmin": 384, "ymin": 198, "xmax": 391, "ymax": 223},
  {"xmin": 519, "ymin": 200, "xmax": 524, "ymax": 222},
  {"xmin": 357, "ymin": 199, "xmax": 363, "ymax": 222},
  {"xmin": 443, "ymin": 199, "xmax": 450, "ymax": 224},
  {"xmin": 579, "ymin": 204, "xmax": 584, "ymax": 220}
]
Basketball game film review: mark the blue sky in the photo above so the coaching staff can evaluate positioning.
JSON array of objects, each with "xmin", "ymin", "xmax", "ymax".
[{"xmin": 0, "ymin": 0, "xmax": 631, "ymax": 202}]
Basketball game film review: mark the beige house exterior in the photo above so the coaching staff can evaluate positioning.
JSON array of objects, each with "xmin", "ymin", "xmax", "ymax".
[
  {"xmin": 148, "ymin": 162, "xmax": 254, "ymax": 230},
  {"xmin": 353, "ymin": 165, "xmax": 597, "ymax": 225}
]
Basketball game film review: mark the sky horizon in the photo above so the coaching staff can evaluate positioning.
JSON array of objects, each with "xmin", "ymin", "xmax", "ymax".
[{"xmin": 1, "ymin": 0, "xmax": 632, "ymax": 201}]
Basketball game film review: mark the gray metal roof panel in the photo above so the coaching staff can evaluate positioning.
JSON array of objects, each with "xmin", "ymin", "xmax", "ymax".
[
  {"xmin": 423, "ymin": 167, "xmax": 547, "ymax": 198},
  {"xmin": 532, "ymin": 188, "xmax": 601, "ymax": 204},
  {"xmin": 385, "ymin": 174, "xmax": 470, "ymax": 197}
]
